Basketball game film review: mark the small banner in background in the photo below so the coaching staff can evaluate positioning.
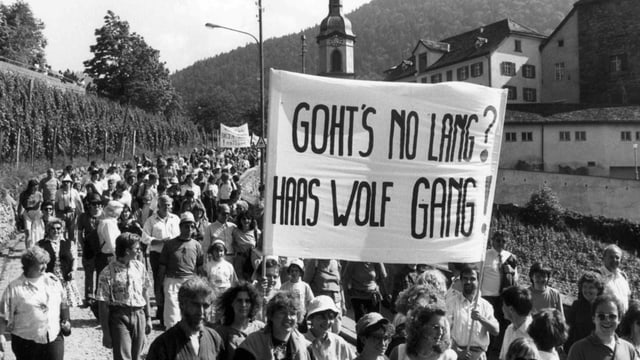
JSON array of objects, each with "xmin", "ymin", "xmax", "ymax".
[{"xmin": 220, "ymin": 123, "xmax": 251, "ymax": 148}]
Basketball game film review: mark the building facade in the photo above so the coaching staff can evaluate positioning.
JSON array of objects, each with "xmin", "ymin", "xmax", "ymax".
[{"xmin": 317, "ymin": 0, "xmax": 356, "ymax": 78}]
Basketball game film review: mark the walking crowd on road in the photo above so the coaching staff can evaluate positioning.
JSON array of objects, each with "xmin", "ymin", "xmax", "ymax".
[{"xmin": 1, "ymin": 146, "xmax": 638, "ymax": 360}]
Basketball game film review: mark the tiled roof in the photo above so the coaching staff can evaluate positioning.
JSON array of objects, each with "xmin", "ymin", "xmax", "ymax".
[
  {"xmin": 428, "ymin": 19, "xmax": 545, "ymax": 71},
  {"xmin": 505, "ymin": 107, "xmax": 640, "ymax": 124}
]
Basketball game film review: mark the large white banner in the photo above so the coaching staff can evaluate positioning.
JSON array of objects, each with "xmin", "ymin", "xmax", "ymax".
[
  {"xmin": 264, "ymin": 70, "xmax": 507, "ymax": 263},
  {"xmin": 220, "ymin": 123, "xmax": 250, "ymax": 148}
]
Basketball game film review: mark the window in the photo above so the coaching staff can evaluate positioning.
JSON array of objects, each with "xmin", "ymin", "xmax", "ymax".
[
  {"xmin": 558, "ymin": 40, "xmax": 564, "ymax": 47},
  {"xmin": 559, "ymin": 131, "xmax": 571, "ymax": 141},
  {"xmin": 418, "ymin": 53, "xmax": 428, "ymax": 73},
  {"xmin": 505, "ymin": 132, "xmax": 517, "ymax": 142},
  {"xmin": 501, "ymin": 62, "xmax": 516, "ymax": 76},
  {"xmin": 587, "ymin": 161, "xmax": 596, "ymax": 167},
  {"xmin": 514, "ymin": 39, "xmax": 522, "ymax": 52},
  {"xmin": 523, "ymin": 88, "xmax": 537, "ymax": 102},
  {"xmin": 331, "ymin": 50, "xmax": 342, "ymax": 72},
  {"xmin": 503, "ymin": 86, "xmax": 517, "ymax": 100},
  {"xmin": 555, "ymin": 63, "xmax": 565, "ymax": 80},
  {"xmin": 636, "ymin": 131, "xmax": 640, "ymax": 141},
  {"xmin": 521, "ymin": 132, "xmax": 532, "ymax": 142},
  {"xmin": 610, "ymin": 54, "xmax": 628, "ymax": 73},
  {"xmin": 575, "ymin": 131, "xmax": 586, "ymax": 141},
  {"xmin": 621, "ymin": 131, "xmax": 632, "ymax": 141},
  {"xmin": 522, "ymin": 65, "xmax": 536, "ymax": 79},
  {"xmin": 471, "ymin": 62, "xmax": 483, "ymax": 77},
  {"xmin": 446, "ymin": 70, "xmax": 453, "ymax": 81},
  {"xmin": 430, "ymin": 74, "xmax": 442, "ymax": 83},
  {"xmin": 420, "ymin": 77, "xmax": 427, "ymax": 83},
  {"xmin": 457, "ymin": 66, "xmax": 469, "ymax": 80}
]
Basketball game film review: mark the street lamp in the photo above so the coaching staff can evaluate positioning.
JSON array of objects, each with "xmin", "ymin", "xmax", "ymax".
[{"xmin": 205, "ymin": 2, "xmax": 265, "ymax": 188}]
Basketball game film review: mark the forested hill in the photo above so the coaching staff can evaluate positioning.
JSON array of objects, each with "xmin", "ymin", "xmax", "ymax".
[{"xmin": 171, "ymin": 0, "xmax": 574, "ymax": 131}]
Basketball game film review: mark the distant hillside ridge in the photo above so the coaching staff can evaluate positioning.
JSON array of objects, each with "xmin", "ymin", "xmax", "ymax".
[{"xmin": 171, "ymin": 0, "xmax": 574, "ymax": 125}]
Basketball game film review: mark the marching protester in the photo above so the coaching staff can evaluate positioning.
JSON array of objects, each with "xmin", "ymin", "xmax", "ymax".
[
  {"xmin": 567, "ymin": 295, "xmax": 637, "ymax": 360},
  {"xmin": 157, "ymin": 211, "xmax": 205, "ymax": 329},
  {"xmin": 96, "ymin": 201, "xmax": 123, "ymax": 276},
  {"xmin": 54, "ymin": 174, "xmax": 84, "ymax": 243},
  {"xmin": 213, "ymin": 283, "xmax": 265, "ymax": 360},
  {"xmin": 354, "ymin": 312, "xmax": 394, "ymax": 360},
  {"xmin": 499, "ymin": 286, "xmax": 533, "ymax": 360},
  {"xmin": 0, "ymin": 246, "xmax": 71, "ymax": 360},
  {"xmin": 304, "ymin": 258, "xmax": 346, "ymax": 333},
  {"xmin": 76, "ymin": 193, "xmax": 103, "ymax": 306},
  {"xmin": 203, "ymin": 204, "xmax": 236, "ymax": 261},
  {"xmin": 528, "ymin": 262, "xmax": 564, "ymax": 316},
  {"xmin": 389, "ymin": 305, "xmax": 456, "ymax": 360},
  {"xmin": 39, "ymin": 168, "xmax": 60, "ymax": 203},
  {"xmin": 445, "ymin": 265, "xmax": 499, "ymax": 360},
  {"xmin": 304, "ymin": 295, "xmax": 356, "ymax": 360},
  {"xmin": 37, "ymin": 218, "xmax": 82, "ymax": 307},
  {"xmin": 18, "ymin": 179, "xmax": 43, "ymax": 248},
  {"xmin": 565, "ymin": 271, "xmax": 605, "ymax": 351},
  {"xmin": 231, "ymin": 211, "xmax": 261, "ymax": 281},
  {"xmin": 204, "ymin": 240, "xmax": 238, "ymax": 301},
  {"xmin": 597, "ymin": 245, "xmax": 631, "ymax": 314},
  {"xmin": 280, "ymin": 258, "xmax": 314, "ymax": 327},
  {"xmin": 342, "ymin": 261, "xmax": 390, "ymax": 323},
  {"xmin": 506, "ymin": 338, "xmax": 540, "ymax": 360},
  {"xmin": 147, "ymin": 277, "xmax": 226, "ymax": 360},
  {"xmin": 234, "ymin": 290, "xmax": 311, "ymax": 360},
  {"xmin": 96, "ymin": 233, "xmax": 151, "ymax": 360},
  {"xmin": 141, "ymin": 194, "xmax": 180, "ymax": 326}
]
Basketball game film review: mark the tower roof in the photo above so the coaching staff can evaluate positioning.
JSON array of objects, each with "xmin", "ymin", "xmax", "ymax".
[{"xmin": 317, "ymin": 0, "xmax": 355, "ymax": 41}]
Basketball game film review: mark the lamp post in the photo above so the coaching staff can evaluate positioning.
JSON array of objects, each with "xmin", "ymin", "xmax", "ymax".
[
  {"xmin": 205, "ymin": 0, "xmax": 265, "ymax": 187},
  {"xmin": 634, "ymin": 144, "xmax": 638, "ymax": 180},
  {"xmin": 300, "ymin": 35, "xmax": 307, "ymax": 73}
]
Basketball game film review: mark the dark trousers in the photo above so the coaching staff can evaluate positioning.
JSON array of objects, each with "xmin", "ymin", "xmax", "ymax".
[
  {"xmin": 484, "ymin": 295, "xmax": 507, "ymax": 352},
  {"xmin": 149, "ymin": 251, "xmax": 163, "ymax": 320},
  {"xmin": 96, "ymin": 253, "xmax": 114, "ymax": 279},
  {"xmin": 351, "ymin": 296, "xmax": 381, "ymax": 323},
  {"xmin": 82, "ymin": 257, "xmax": 96, "ymax": 300},
  {"xmin": 11, "ymin": 333, "xmax": 64, "ymax": 360},
  {"xmin": 109, "ymin": 306, "xmax": 146, "ymax": 360}
]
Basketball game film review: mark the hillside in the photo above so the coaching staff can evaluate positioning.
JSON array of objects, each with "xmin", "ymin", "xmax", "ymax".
[{"xmin": 171, "ymin": 0, "xmax": 574, "ymax": 131}]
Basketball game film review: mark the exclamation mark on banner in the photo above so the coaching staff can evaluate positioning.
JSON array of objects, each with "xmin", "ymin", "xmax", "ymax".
[{"xmin": 482, "ymin": 175, "xmax": 492, "ymax": 234}]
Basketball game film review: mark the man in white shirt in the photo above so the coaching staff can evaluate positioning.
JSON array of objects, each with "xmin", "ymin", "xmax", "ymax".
[
  {"xmin": 202, "ymin": 204, "xmax": 236, "ymax": 257},
  {"xmin": 597, "ymin": 244, "xmax": 631, "ymax": 313},
  {"xmin": 141, "ymin": 195, "xmax": 180, "ymax": 326},
  {"xmin": 499, "ymin": 286, "xmax": 533, "ymax": 360},
  {"xmin": 447, "ymin": 266, "xmax": 499, "ymax": 360}
]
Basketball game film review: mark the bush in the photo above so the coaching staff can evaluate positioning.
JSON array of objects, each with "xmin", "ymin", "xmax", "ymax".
[{"xmin": 521, "ymin": 185, "xmax": 564, "ymax": 228}]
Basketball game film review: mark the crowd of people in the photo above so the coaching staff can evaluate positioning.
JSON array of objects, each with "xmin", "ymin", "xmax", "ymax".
[{"xmin": 0, "ymin": 147, "xmax": 637, "ymax": 360}]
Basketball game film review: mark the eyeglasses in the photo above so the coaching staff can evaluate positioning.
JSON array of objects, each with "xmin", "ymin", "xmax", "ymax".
[
  {"xmin": 596, "ymin": 313, "xmax": 618, "ymax": 321},
  {"xmin": 51, "ymin": 226, "xmax": 63, "ymax": 231}
]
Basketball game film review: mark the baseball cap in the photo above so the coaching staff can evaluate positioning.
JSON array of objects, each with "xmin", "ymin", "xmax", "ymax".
[
  {"xmin": 180, "ymin": 211, "xmax": 195, "ymax": 224},
  {"xmin": 356, "ymin": 312, "xmax": 389, "ymax": 336}
]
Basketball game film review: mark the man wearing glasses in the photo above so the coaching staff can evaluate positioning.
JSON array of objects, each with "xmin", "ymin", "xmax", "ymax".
[
  {"xmin": 157, "ymin": 212, "xmax": 205, "ymax": 329},
  {"xmin": 202, "ymin": 204, "xmax": 236, "ymax": 261},
  {"xmin": 96, "ymin": 233, "xmax": 152, "ymax": 360},
  {"xmin": 141, "ymin": 195, "xmax": 180, "ymax": 327}
]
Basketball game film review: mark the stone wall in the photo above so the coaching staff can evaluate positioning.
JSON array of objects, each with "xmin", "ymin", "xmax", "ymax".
[
  {"xmin": 494, "ymin": 169, "xmax": 640, "ymax": 222},
  {"xmin": 578, "ymin": 0, "xmax": 640, "ymax": 104}
]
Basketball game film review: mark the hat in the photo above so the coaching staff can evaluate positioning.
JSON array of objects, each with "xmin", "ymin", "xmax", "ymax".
[
  {"xmin": 210, "ymin": 240, "xmax": 226, "ymax": 251},
  {"xmin": 86, "ymin": 193, "xmax": 102, "ymax": 204},
  {"xmin": 356, "ymin": 312, "xmax": 389, "ymax": 336},
  {"xmin": 286, "ymin": 258, "xmax": 304, "ymax": 273},
  {"xmin": 61, "ymin": 174, "xmax": 73, "ymax": 182},
  {"xmin": 306, "ymin": 295, "xmax": 339, "ymax": 318},
  {"xmin": 170, "ymin": 176, "xmax": 179, "ymax": 185},
  {"xmin": 180, "ymin": 211, "xmax": 195, "ymax": 224},
  {"xmin": 104, "ymin": 200, "xmax": 124, "ymax": 218}
]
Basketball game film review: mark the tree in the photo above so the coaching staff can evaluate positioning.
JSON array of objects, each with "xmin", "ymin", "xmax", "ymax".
[
  {"xmin": 0, "ymin": 1, "xmax": 47, "ymax": 66},
  {"xmin": 84, "ymin": 11, "xmax": 182, "ymax": 115},
  {"xmin": 522, "ymin": 185, "xmax": 565, "ymax": 228}
]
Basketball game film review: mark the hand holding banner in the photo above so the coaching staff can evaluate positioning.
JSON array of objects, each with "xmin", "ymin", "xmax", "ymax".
[{"xmin": 264, "ymin": 70, "xmax": 507, "ymax": 263}]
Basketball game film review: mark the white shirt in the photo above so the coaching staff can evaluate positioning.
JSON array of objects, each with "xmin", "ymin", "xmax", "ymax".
[
  {"xmin": 97, "ymin": 217, "xmax": 120, "ymax": 254},
  {"xmin": 446, "ymin": 292, "xmax": 497, "ymax": 350},
  {"xmin": 599, "ymin": 266, "xmax": 631, "ymax": 313},
  {"xmin": 141, "ymin": 213, "xmax": 181, "ymax": 253},
  {"xmin": 481, "ymin": 248, "xmax": 515, "ymax": 296},
  {"xmin": 499, "ymin": 316, "xmax": 533, "ymax": 360}
]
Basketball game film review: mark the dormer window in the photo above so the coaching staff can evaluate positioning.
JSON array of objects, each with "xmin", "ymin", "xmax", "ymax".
[{"xmin": 475, "ymin": 37, "xmax": 488, "ymax": 48}]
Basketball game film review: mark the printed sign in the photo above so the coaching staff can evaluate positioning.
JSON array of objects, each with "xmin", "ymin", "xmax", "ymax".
[
  {"xmin": 264, "ymin": 70, "xmax": 507, "ymax": 263},
  {"xmin": 220, "ymin": 123, "xmax": 250, "ymax": 148}
]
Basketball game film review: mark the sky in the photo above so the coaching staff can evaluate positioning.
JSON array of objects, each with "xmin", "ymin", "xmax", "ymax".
[{"xmin": 17, "ymin": 0, "xmax": 371, "ymax": 73}]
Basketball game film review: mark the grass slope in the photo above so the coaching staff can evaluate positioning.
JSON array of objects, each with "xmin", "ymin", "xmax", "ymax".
[{"xmin": 492, "ymin": 214, "xmax": 640, "ymax": 300}]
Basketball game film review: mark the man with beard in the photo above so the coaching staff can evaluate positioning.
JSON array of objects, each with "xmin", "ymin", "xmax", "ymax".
[
  {"xmin": 446, "ymin": 266, "xmax": 499, "ymax": 360},
  {"xmin": 389, "ymin": 305, "xmax": 456, "ymax": 360},
  {"xmin": 146, "ymin": 276, "xmax": 226, "ymax": 360}
]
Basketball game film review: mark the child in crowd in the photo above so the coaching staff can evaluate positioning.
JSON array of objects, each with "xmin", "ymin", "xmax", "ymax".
[
  {"xmin": 528, "ymin": 262, "xmax": 564, "ymax": 317},
  {"xmin": 280, "ymin": 258, "xmax": 314, "ymax": 326},
  {"xmin": 305, "ymin": 295, "xmax": 356, "ymax": 359},
  {"xmin": 205, "ymin": 240, "xmax": 238, "ymax": 304}
]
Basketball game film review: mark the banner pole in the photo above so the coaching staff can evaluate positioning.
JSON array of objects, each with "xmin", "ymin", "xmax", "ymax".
[{"xmin": 464, "ymin": 231, "xmax": 491, "ymax": 356}]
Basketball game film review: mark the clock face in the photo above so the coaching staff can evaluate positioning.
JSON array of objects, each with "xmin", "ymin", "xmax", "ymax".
[{"xmin": 329, "ymin": 35, "xmax": 345, "ymax": 48}]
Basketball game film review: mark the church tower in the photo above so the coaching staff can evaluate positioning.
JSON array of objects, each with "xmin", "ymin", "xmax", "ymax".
[{"xmin": 316, "ymin": 0, "xmax": 356, "ymax": 78}]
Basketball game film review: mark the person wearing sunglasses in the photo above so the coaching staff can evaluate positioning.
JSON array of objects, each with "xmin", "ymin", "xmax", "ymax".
[{"xmin": 567, "ymin": 295, "xmax": 637, "ymax": 360}]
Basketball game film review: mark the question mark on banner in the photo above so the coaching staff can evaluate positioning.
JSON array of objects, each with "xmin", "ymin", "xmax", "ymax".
[{"xmin": 480, "ymin": 105, "xmax": 497, "ymax": 163}]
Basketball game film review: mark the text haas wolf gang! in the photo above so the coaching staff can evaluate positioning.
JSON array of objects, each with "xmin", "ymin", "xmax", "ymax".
[{"xmin": 270, "ymin": 103, "xmax": 495, "ymax": 240}]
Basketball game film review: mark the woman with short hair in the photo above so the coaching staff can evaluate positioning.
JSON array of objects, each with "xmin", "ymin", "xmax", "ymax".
[{"xmin": 565, "ymin": 271, "xmax": 605, "ymax": 350}]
